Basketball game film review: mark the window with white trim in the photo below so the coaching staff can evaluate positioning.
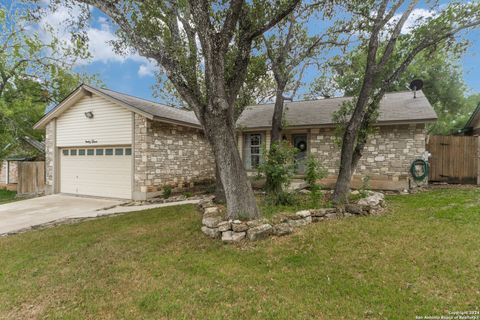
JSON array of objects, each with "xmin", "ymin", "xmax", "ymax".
[{"xmin": 243, "ymin": 133, "xmax": 263, "ymax": 170}]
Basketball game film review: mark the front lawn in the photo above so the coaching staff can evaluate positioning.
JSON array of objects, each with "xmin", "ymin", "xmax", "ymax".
[
  {"xmin": 0, "ymin": 188, "xmax": 479, "ymax": 319},
  {"xmin": 0, "ymin": 189, "xmax": 16, "ymax": 204}
]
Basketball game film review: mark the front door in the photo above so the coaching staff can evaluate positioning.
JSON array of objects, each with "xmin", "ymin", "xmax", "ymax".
[{"xmin": 292, "ymin": 134, "xmax": 308, "ymax": 174}]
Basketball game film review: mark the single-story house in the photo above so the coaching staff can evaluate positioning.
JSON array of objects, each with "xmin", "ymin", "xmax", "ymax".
[
  {"xmin": 34, "ymin": 84, "xmax": 437, "ymax": 200},
  {"xmin": 0, "ymin": 136, "xmax": 45, "ymax": 190},
  {"xmin": 461, "ymin": 103, "xmax": 480, "ymax": 136}
]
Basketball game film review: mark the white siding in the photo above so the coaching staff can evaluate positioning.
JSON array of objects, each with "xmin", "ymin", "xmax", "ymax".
[{"xmin": 56, "ymin": 95, "xmax": 132, "ymax": 147}]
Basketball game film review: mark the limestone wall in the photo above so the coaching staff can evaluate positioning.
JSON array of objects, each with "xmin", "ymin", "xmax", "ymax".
[
  {"xmin": 45, "ymin": 120, "xmax": 56, "ymax": 194},
  {"xmin": 309, "ymin": 124, "xmax": 427, "ymax": 190},
  {"xmin": 0, "ymin": 160, "xmax": 18, "ymax": 184},
  {"xmin": 134, "ymin": 115, "xmax": 215, "ymax": 199}
]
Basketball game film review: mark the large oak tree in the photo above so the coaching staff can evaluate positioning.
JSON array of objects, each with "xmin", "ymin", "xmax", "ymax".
[
  {"xmin": 330, "ymin": 0, "xmax": 480, "ymax": 204},
  {"xmin": 49, "ymin": 0, "xmax": 300, "ymax": 219}
]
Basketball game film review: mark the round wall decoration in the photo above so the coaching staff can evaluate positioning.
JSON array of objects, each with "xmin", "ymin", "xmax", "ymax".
[{"xmin": 296, "ymin": 140, "xmax": 307, "ymax": 152}]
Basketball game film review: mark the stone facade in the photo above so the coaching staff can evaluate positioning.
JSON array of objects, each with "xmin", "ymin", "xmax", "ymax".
[
  {"xmin": 45, "ymin": 120, "xmax": 56, "ymax": 195},
  {"xmin": 309, "ymin": 123, "xmax": 426, "ymax": 189},
  {"xmin": 133, "ymin": 114, "xmax": 215, "ymax": 199},
  {"xmin": 242, "ymin": 123, "xmax": 427, "ymax": 190},
  {"xmin": 0, "ymin": 160, "xmax": 18, "ymax": 184}
]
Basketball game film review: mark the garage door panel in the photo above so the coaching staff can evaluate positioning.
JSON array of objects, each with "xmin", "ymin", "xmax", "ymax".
[{"xmin": 60, "ymin": 147, "xmax": 132, "ymax": 199}]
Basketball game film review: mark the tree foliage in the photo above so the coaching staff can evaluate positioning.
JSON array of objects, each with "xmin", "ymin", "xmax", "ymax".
[
  {"xmin": 0, "ymin": 2, "xmax": 95, "ymax": 158},
  {"xmin": 49, "ymin": 0, "xmax": 301, "ymax": 219},
  {"xmin": 324, "ymin": 0, "xmax": 480, "ymax": 204},
  {"xmin": 316, "ymin": 43, "xmax": 479, "ymax": 135}
]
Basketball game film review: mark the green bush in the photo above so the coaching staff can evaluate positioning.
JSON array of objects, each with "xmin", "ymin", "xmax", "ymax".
[
  {"xmin": 163, "ymin": 186, "xmax": 172, "ymax": 199},
  {"xmin": 257, "ymin": 141, "xmax": 298, "ymax": 194},
  {"xmin": 359, "ymin": 176, "xmax": 371, "ymax": 198},
  {"xmin": 183, "ymin": 191, "xmax": 193, "ymax": 198},
  {"xmin": 305, "ymin": 155, "xmax": 327, "ymax": 192},
  {"xmin": 304, "ymin": 155, "xmax": 327, "ymax": 207},
  {"xmin": 265, "ymin": 191, "xmax": 298, "ymax": 206},
  {"xmin": 257, "ymin": 141, "xmax": 298, "ymax": 205}
]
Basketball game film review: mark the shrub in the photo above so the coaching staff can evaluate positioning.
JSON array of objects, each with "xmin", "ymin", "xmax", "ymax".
[
  {"xmin": 257, "ymin": 141, "xmax": 298, "ymax": 194},
  {"xmin": 163, "ymin": 186, "xmax": 172, "ymax": 199},
  {"xmin": 304, "ymin": 155, "xmax": 327, "ymax": 207},
  {"xmin": 305, "ymin": 155, "xmax": 327, "ymax": 192},
  {"xmin": 266, "ymin": 191, "xmax": 298, "ymax": 206},
  {"xmin": 359, "ymin": 176, "xmax": 371, "ymax": 198}
]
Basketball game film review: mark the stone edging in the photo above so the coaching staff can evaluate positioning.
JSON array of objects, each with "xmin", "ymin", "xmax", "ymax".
[{"xmin": 199, "ymin": 192, "xmax": 386, "ymax": 243}]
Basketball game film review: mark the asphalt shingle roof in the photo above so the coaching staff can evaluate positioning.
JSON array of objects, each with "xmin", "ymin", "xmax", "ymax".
[
  {"xmin": 90, "ymin": 86, "xmax": 201, "ymax": 127},
  {"xmin": 237, "ymin": 90, "xmax": 437, "ymax": 129}
]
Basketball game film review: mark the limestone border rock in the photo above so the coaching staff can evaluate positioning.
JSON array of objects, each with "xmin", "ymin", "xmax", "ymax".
[{"xmin": 199, "ymin": 191, "xmax": 386, "ymax": 243}]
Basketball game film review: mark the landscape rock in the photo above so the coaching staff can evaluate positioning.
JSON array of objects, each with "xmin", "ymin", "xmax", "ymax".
[
  {"xmin": 311, "ymin": 208, "xmax": 336, "ymax": 217},
  {"xmin": 312, "ymin": 216, "xmax": 325, "ymax": 223},
  {"xmin": 222, "ymin": 231, "xmax": 246, "ymax": 243},
  {"xmin": 231, "ymin": 221, "xmax": 249, "ymax": 232},
  {"xmin": 247, "ymin": 224, "xmax": 273, "ymax": 241},
  {"xmin": 350, "ymin": 190, "xmax": 360, "ymax": 195},
  {"xmin": 358, "ymin": 192, "xmax": 384, "ymax": 207},
  {"xmin": 295, "ymin": 210, "xmax": 311, "ymax": 218},
  {"xmin": 201, "ymin": 226, "xmax": 220, "ymax": 238},
  {"xmin": 202, "ymin": 216, "xmax": 222, "ymax": 228},
  {"xmin": 204, "ymin": 206, "xmax": 220, "ymax": 216},
  {"xmin": 325, "ymin": 212, "xmax": 338, "ymax": 219},
  {"xmin": 246, "ymin": 218, "xmax": 269, "ymax": 228},
  {"xmin": 345, "ymin": 204, "xmax": 365, "ymax": 215},
  {"xmin": 288, "ymin": 216, "xmax": 312, "ymax": 227},
  {"xmin": 273, "ymin": 223, "xmax": 293, "ymax": 236},
  {"xmin": 269, "ymin": 214, "xmax": 289, "ymax": 225},
  {"xmin": 217, "ymin": 221, "xmax": 231, "ymax": 232},
  {"xmin": 298, "ymin": 189, "xmax": 311, "ymax": 194}
]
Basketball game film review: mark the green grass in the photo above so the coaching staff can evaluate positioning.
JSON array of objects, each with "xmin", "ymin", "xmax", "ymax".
[
  {"xmin": 0, "ymin": 189, "xmax": 16, "ymax": 204},
  {"xmin": 258, "ymin": 192, "xmax": 332, "ymax": 219},
  {"xmin": 1, "ymin": 187, "xmax": 479, "ymax": 319}
]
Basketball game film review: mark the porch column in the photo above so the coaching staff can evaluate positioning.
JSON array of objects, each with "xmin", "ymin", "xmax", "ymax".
[
  {"xmin": 265, "ymin": 130, "xmax": 271, "ymax": 151},
  {"xmin": 237, "ymin": 133, "xmax": 243, "ymax": 160}
]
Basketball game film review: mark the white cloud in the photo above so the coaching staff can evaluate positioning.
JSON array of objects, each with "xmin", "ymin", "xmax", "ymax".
[
  {"xmin": 138, "ymin": 62, "xmax": 156, "ymax": 77},
  {"xmin": 392, "ymin": 8, "xmax": 436, "ymax": 34},
  {"xmin": 36, "ymin": 4, "xmax": 156, "ymax": 76}
]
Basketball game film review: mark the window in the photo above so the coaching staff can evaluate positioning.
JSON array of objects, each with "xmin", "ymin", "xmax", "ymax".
[
  {"xmin": 96, "ymin": 149, "xmax": 104, "ymax": 156},
  {"xmin": 70, "ymin": 149, "xmax": 77, "ymax": 156},
  {"xmin": 125, "ymin": 148, "xmax": 132, "ymax": 156},
  {"xmin": 87, "ymin": 149, "xmax": 94, "ymax": 156},
  {"xmin": 62, "ymin": 149, "xmax": 69, "ymax": 156},
  {"xmin": 243, "ymin": 133, "xmax": 263, "ymax": 170},
  {"xmin": 105, "ymin": 148, "xmax": 113, "ymax": 156},
  {"xmin": 115, "ymin": 148, "xmax": 124, "ymax": 156},
  {"xmin": 78, "ymin": 149, "xmax": 86, "ymax": 156}
]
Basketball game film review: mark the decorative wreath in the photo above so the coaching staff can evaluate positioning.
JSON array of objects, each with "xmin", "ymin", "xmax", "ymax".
[{"xmin": 296, "ymin": 141, "xmax": 307, "ymax": 152}]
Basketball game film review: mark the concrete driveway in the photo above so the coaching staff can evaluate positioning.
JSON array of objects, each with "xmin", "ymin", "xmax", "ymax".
[{"xmin": 0, "ymin": 195, "xmax": 124, "ymax": 235}]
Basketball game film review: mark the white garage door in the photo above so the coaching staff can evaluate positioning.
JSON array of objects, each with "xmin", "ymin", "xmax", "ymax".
[{"xmin": 60, "ymin": 146, "xmax": 132, "ymax": 199}]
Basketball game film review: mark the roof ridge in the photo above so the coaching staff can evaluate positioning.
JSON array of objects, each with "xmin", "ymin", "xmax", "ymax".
[
  {"xmin": 84, "ymin": 84, "xmax": 193, "ymax": 114},
  {"xmin": 247, "ymin": 90, "xmax": 421, "ymax": 107}
]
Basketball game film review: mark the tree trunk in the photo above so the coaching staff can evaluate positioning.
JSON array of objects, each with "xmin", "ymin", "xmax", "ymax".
[
  {"xmin": 271, "ymin": 85, "xmax": 286, "ymax": 143},
  {"xmin": 214, "ymin": 164, "xmax": 226, "ymax": 204},
  {"xmin": 332, "ymin": 127, "xmax": 357, "ymax": 204},
  {"xmin": 203, "ymin": 109, "xmax": 260, "ymax": 220}
]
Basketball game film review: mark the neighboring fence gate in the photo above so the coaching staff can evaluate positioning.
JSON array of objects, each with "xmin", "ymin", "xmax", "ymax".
[
  {"xmin": 17, "ymin": 161, "xmax": 45, "ymax": 195},
  {"xmin": 427, "ymin": 135, "xmax": 480, "ymax": 184}
]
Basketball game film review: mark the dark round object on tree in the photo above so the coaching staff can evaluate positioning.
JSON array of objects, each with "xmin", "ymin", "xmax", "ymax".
[{"xmin": 409, "ymin": 79, "xmax": 424, "ymax": 91}]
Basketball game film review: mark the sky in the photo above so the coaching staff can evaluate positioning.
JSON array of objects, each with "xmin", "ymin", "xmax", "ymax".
[{"xmin": 31, "ymin": 1, "xmax": 480, "ymax": 104}]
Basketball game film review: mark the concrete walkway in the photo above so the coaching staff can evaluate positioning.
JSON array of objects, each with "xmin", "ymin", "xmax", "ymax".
[{"xmin": 0, "ymin": 194, "xmax": 200, "ymax": 236}]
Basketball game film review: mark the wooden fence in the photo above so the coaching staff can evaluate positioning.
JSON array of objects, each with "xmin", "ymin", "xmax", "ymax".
[
  {"xmin": 427, "ymin": 135, "xmax": 479, "ymax": 184},
  {"xmin": 17, "ymin": 161, "xmax": 45, "ymax": 195}
]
